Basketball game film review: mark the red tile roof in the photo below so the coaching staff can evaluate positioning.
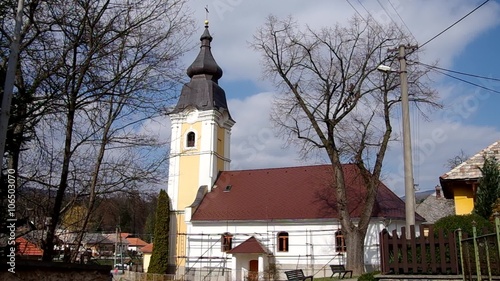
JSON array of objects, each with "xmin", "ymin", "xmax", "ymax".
[
  {"xmin": 126, "ymin": 237, "xmax": 148, "ymax": 247},
  {"xmin": 192, "ymin": 164, "xmax": 421, "ymax": 221},
  {"xmin": 141, "ymin": 243, "xmax": 153, "ymax": 253},
  {"xmin": 228, "ymin": 237, "xmax": 268, "ymax": 254},
  {"xmin": 16, "ymin": 237, "xmax": 43, "ymax": 256}
]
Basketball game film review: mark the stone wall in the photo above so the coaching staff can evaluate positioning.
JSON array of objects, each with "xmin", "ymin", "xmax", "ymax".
[{"xmin": 0, "ymin": 259, "xmax": 112, "ymax": 281}]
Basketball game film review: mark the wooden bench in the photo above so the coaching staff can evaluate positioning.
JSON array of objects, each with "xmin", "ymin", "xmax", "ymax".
[
  {"xmin": 285, "ymin": 269, "xmax": 314, "ymax": 281},
  {"xmin": 330, "ymin": 265, "xmax": 353, "ymax": 279}
]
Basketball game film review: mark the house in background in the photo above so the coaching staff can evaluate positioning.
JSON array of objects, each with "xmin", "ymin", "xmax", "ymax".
[
  {"xmin": 16, "ymin": 237, "xmax": 43, "ymax": 259},
  {"xmin": 440, "ymin": 140, "xmax": 500, "ymax": 215},
  {"xmin": 141, "ymin": 243, "xmax": 153, "ymax": 273},
  {"xmin": 121, "ymin": 233, "xmax": 148, "ymax": 254},
  {"xmin": 415, "ymin": 185, "xmax": 455, "ymax": 224},
  {"xmin": 82, "ymin": 233, "xmax": 115, "ymax": 257},
  {"xmin": 165, "ymin": 21, "xmax": 424, "ymax": 281},
  {"xmin": 57, "ymin": 231, "xmax": 128, "ymax": 258}
]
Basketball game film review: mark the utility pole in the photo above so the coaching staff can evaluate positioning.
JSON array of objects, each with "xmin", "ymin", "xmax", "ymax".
[
  {"xmin": 398, "ymin": 44, "xmax": 417, "ymax": 238},
  {"xmin": 378, "ymin": 44, "xmax": 417, "ymax": 238},
  {"xmin": 0, "ymin": 0, "xmax": 24, "ymax": 161}
]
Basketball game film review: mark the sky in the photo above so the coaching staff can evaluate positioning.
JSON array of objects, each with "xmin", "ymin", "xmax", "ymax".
[{"xmin": 158, "ymin": 0, "xmax": 500, "ymax": 197}]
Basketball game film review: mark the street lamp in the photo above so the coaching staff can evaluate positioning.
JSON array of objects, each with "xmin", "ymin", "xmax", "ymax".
[{"xmin": 378, "ymin": 45, "xmax": 416, "ymax": 238}]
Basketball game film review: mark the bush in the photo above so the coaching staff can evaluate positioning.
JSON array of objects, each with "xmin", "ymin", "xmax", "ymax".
[
  {"xmin": 357, "ymin": 271, "xmax": 380, "ymax": 281},
  {"xmin": 434, "ymin": 213, "xmax": 493, "ymax": 236}
]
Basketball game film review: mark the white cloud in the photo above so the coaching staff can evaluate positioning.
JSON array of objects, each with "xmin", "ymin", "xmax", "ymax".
[
  {"xmin": 228, "ymin": 92, "xmax": 308, "ymax": 170},
  {"xmin": 173, "ymin": 0, "xmax": 500, "ymax": 195},
  {"xmin": 185, "ymin": 0, "xmax": 500, "ymax": 83}
]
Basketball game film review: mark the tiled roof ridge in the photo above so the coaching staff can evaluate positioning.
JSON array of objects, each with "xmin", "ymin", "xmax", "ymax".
[
  {"xmin": 225, "ymin": 163, "xmax": 356, "ymax": 173},
  {"xmin": 442, "ymin": 140, "xmax": 500, "ymax": 178}
]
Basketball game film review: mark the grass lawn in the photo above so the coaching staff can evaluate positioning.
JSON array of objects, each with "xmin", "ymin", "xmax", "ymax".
[{"xmin": 314, "ymin": 276, "xmax": 359, "ymax": 281}]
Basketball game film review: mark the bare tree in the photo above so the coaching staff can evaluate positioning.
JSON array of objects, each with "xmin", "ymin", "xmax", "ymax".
[
  {"xmin": 252, "ymin": 15, "xmax": 439, "ymax": 274},
  {"xmin": 445, "ymin": 149, "xmax": 469, "ymax": 169},
  {"xmin": 1, "ymin": 0, "xmax": 194, "ymax": 261}
]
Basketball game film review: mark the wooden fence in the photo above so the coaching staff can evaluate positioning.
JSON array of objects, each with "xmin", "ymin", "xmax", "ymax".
[
  {"xmin": 379, "ymin": 224, "xmax": 460, "ymax": 275},
  {"xmin": 459, "ymin": 224, "xmax": 500, "ymax": 280}
]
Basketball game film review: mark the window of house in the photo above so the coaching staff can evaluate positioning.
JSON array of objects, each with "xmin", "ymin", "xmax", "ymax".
[
  {"xmin": 221, "ymin": 233, "xmax": 233, "ymax": 252},
  {"xmin": 277, "ymin": 231, "xmax": 289, "ymax": 252},
  {"xmin": 186, "ymin": 132, "xmax": 195, "ymax": 147},
  {"xmin": 335, "ymin": 230, "xmax": 346, "ymax": 252}
]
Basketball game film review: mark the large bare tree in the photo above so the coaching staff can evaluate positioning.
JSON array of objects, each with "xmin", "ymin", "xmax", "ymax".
[
  {"xmin": 252, "ymin": 15, "xmax": 439, "ymax": 274},
  {"xmin": 0, "ymin": 0, "xmax": 194, "ymax": 261}
]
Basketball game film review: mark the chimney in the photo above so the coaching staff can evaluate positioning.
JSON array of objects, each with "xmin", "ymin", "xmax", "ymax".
[{"xmin": 435, "ymin": 185, "xmax": 442, "ymax": 199}]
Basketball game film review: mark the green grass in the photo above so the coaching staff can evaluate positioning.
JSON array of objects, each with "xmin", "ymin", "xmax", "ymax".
[{"xmin": 314, "ymin": 277, "xmax": 357, "ymax": 281}]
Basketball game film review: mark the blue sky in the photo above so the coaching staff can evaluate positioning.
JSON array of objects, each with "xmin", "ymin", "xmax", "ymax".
[{"xmin": 161, "ymin": 0, "xmax": 500, "ymax": 196}]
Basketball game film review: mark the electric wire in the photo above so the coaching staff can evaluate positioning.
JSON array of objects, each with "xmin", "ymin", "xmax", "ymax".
[
  {"xmin": 388, "ymin": 0, "xmax": 416, "ymax": 42},
  {"xmin": 345, "ymin": 0, "xmax": 365, "ymax": 20},
  {"xmin": 430, "ymin": 68, "xmax": 500, "ymax": 95},
  {"xmin": 376, "ymin": 0, "xmax": 416, "ymax": 43},
  {"xmin": 415, "ymin": 61, "xmax": 500, "ymax": 82},
  {"xmin": 356, "ymin": 0, "xmax": 394, "ymax": 36},
  {"xmin": 419, "ymin": 0, "xmax": 490, "ymax": 49}
]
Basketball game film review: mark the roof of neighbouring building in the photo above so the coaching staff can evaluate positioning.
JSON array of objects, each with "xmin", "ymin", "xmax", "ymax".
[
  {"xmin": 16, "ymin": 237, "xmax": 43, "ymax": 256},
  {"xmin": 440, "ymin": 140, "xmax": 500, "ymax": 181},
  {"xmin": 415, "ymin": 189, "xmax": 455, "ymax": 224},
  {"xmin": 191, "ymin": 164, "xmax": 423, "ymax": 221},
  {"xmin": 126, "ymin": 237, "xmax": 148, "ymax": 247},
  {"xmin": 228, "ymin": 237, "xmax": 269, "ymax": 254},
  {"xmin": 141, "ymin": 243, "xmax": 153, "ymax": 254}
]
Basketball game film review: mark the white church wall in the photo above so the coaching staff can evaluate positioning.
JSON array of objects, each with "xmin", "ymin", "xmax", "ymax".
[{"xmin": 185, "ymin": 218, "xmax": 405, "ymax": 276}]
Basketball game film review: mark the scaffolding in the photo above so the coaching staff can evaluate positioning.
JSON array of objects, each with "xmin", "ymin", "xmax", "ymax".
[{"xmin": 169, "ymin": 226, "xmax": 382, "ymax": 280}]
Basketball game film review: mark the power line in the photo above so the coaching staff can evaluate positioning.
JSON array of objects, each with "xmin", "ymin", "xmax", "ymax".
[
  {"xmin": 415, "ymin": 61, "xmax": 500, "ymax": 82},
  {"xmin": 387, "ymin": 0, "xmax": 417, "ymax": 42},
  {"xmin": 430, "ymin": 68, "xmax": 500, "ymax": 95},
  {"xmin": 419, "ymin": 0, "xmax": 490, "ymax": 49},
  {"xmin": 345, "ymin": 0, "xmax": 365, "ymax": 20},
  {"xmin": 375, "ymin": 0, "xmax": 412, "ymax": 41}
]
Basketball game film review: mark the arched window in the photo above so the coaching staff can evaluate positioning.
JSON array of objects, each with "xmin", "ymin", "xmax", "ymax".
[
  {"xmin": 186, "ymin": 132, "xmax": 195, "ymax": 147},
  {"xmin": 335, "ymin": 230, "xmax": 346, "ymax": 252},
  {"xmin": 221, "ymin": 233, "xmax": 233, "ymax": 252},
  {"xmin": 277, "ymin": 231, "xmax": 289, "ymax": 252}
]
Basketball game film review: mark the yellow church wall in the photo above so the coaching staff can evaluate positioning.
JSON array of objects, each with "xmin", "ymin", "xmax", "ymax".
[
  {"xmin": 217, "ymin": 126, "xmax": 226, "ymax": 171},
  {"xmin": 453, "ymin": 186, "xmax": 474, "ymax": 215},
  {"xmin": 177, "ymin": 122, "xmax": 202, "ymax": 210},
  {"xmin": 174, "ymin": 213, "xmax": 187, "ymax": 266},
  {"xmin": 173, "ymin": 122, "xmax": 203, "ymax": 268}
]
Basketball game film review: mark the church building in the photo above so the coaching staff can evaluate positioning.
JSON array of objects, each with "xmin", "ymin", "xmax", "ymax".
[{"xmin": 166, "ymin": 21, "xmax": 416, "ymax": 281}]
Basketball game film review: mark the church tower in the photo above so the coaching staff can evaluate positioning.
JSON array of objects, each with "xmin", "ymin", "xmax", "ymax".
[{"xmin": 167, "ymin": 21, "xmax": 234, "ymax": 270}]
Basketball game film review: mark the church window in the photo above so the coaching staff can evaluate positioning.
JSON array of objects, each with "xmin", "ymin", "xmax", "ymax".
[
  {"xmin": 335, "ymin": 229, "xmax": 346, "ymax": 252},
  {"xmin": 187, "ymin": 132, "xmax": 196, "ymax": 147},
  {"xmin": 221, "ymin": 233, "xmax": 233, "ymax": 252},
  {"xmin": 277, "ymin": 231, "xmax": 289, "ymax": 252}
]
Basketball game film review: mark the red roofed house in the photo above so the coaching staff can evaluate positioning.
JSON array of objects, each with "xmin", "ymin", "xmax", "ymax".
[
  {"xmin": 141, "ymin": 243, "xmax": 153, "ymax": 273},
  {"xmin": 16, "ymin": 237, "xmax": 43, "ymax": 259},
  {"xmin": 166, "ymin": 22, "xmax": 418, "ymax": 281},
  {"xmin": 121, "ymin": 233, "xmax": 148, "ymax": 253}
]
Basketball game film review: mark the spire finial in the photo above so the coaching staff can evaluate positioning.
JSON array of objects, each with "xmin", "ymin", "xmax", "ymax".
[{"xmin": 204, "ymin": 5, "xmax": 209, "ymax": 27}]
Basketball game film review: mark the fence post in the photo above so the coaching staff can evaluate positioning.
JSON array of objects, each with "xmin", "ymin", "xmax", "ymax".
[
  {"xmin": 458, "ymin": 228, "xmax": 466, "ymax": 281},
  {"xmin": 473, "ymin": 222, "xmax": 481, "ymax": 281},
  {"xmin": 495, "ymin": 213, "xmax": 500, "ymax": 267}
]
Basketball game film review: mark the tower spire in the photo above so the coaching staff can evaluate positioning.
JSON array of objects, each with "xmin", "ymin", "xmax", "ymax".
[
  {"xmin": 185, "ymin": 20, "xmax": 223, "ymax": 82},
  {"xmin": 172, "ymin": 20, "xmax": 231, "ymax": 120}
]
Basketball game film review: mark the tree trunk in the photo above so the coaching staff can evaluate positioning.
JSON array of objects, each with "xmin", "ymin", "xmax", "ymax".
[{"xmin": 345, "ymin": 228, "xmax": 366, "ymax": 275}]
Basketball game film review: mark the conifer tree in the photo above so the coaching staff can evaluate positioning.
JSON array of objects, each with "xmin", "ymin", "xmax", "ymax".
[
  {"xmin": 474, "ymin": 155, "xmax": 500, "ymax": 219},
  {"xmin": 148, "ymin": 189, "xmax": 170, "ymax": 274}
]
